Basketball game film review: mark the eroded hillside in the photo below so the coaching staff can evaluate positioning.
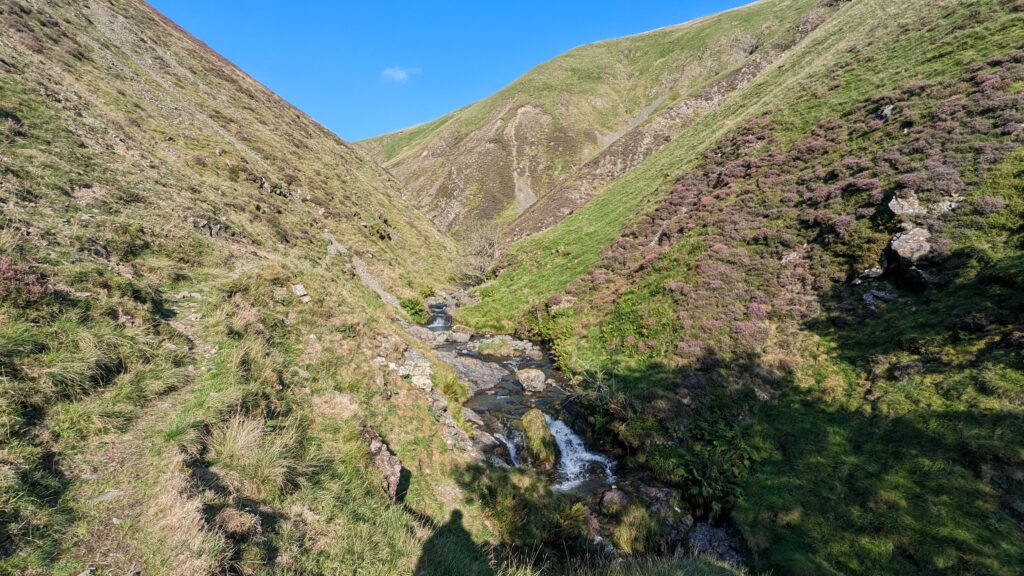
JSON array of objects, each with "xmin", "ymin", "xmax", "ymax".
[
  {"xmin": 362, "ymin": 0, "xmax": 840, "ymax": 239},
  {"xmin": 461, "ymin": 0, "xmax": 1024, "ymax": 574}
]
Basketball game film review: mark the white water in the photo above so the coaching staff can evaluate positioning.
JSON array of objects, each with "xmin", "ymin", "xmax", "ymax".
[
  {"xmin": 426, "ymin": 308, "xmax": 450, "ymax": 329},
  {"xmin": 544, "ymin": 414, "xmax": 615, "ymax": 491},
  {"xmin": 494, "ymin": 433, "xmax": 521, "ymax": 467}
]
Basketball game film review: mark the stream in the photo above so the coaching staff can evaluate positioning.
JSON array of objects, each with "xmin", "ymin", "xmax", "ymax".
[{"xmin": 425, "ymin": 303, "xmax": 617, "ymax": 495}]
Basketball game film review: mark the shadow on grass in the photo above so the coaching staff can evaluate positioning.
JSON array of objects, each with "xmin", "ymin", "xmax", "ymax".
[{"xmin": 412, "ymin": 509, "xmax": 494, "ymax": 576}]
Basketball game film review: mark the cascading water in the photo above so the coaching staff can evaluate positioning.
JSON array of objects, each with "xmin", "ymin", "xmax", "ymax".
[
  {"xmin": 424, "ymin": 297, "xmax": 616, "ymax": 494},
  {"xmin": 426, "ymin": 304, "xmax": 451, "ymax": 330},
  {"xmin": 494, "ymin": 432, "xmax": 521, "ymax": 467},
  {"xmin": 544, "ymin": 414, "xmax": 615, "ymax": 492}
]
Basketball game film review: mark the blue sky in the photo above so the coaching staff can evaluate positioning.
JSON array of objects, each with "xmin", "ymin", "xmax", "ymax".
[{"xmin": 149, "ymin": 1, "xmax": 752, "ymax": 141}]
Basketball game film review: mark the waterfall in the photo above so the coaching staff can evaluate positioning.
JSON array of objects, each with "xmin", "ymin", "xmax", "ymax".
[
  {"xmin": 494, "ymin": 433, "xmax": 520, "ymax": 467},
  {"xmin": 544, "ymin": 414, "xmax": 615, "ymax": 491},
  {"xmin": 426, "ymin": 305, "xmax": 450, "ymax": 330}
]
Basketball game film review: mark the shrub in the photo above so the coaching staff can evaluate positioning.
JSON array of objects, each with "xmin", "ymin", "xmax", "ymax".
[
  {"xmin": 0, "ymin": 257, "xmax": 48, "ymax": 304},
  {"xmin": 400, "ymin": 297, "xmax": 428, "ymax": 324}
]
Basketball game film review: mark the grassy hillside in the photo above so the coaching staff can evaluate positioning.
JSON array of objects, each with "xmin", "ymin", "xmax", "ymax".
[
  {"xmin": 0, "ymin": 1, "xmax": 746, "ymax": 575},
  {"xmin": 0, "ymin": 0, "xmax": 492, "ymax": 573},
  {"xmin": 361, "ymin": 0, "xmax": 834, "ymax": 237},
  {"xmin": 462, "ymin": 0, "xmax": 1024, "ymax": 574}
]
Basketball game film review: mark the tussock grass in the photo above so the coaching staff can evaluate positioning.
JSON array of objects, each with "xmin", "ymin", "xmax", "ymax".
[{"xmin": 205, "ymin": 414, "xmax": 309, "ymax": 500}]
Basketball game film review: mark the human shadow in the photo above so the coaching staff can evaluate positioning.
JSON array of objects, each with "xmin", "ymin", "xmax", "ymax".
[{"xmin": 412, "ymin": 509, "xmax": 494, "ymax": 576}]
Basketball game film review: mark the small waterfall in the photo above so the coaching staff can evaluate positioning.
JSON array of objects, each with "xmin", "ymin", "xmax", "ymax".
[
  {"xmin": 426, "ymin": 304, "xmax": 450, "ymax": 330},
  {"xmin": 544, "ymin": 414, "xmax": 615, "ymax": 491},
  {"xmin": 494, "ymin": 432, "xmax": 521, "ymax": 467}
]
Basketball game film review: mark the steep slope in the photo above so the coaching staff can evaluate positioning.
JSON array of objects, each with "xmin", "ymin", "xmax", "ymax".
[
  {"xmin": 0, "ymin": 3, "xmax": 750, "ymax": 575},
  {"xmin": 461, "ymin": 0, "xmax": 1024, "ymax": 574},
  {"xmin": 0, "ymin": 1, "xmax": 493, "ymax": 573},
  {"xmin": 361, "ymin": 0, "xmax": 839, "ymax": 237}
]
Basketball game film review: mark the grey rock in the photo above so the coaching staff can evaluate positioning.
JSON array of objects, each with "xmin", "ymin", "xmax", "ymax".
[
  {"xmin": 436, "ymin": 351, "xmax": 508, "ymax": 393},
  {"xmin": 291, "ymin": 283, "xmax": 311, "ymax": 304},
  {"xmin": 888, "ymin": 192, "xmax": 927, "ymax": 217},
  {"xmin": 890, "ymin": 227, "xmax": 931, "ymax": 265},
  {"xmin": 364, "ymin": 426, "xmax": 403, "ymax": 501},
  {"xmin": 448, "ymin": 331, "xmax": 472, "ymax": 344},
  {"xmin": 869, "ymin": 288, "xmax": 898, "ymax": 302},
  {"xmin": 427, "ymin": 391, "xmax": 448, "ymax": 414},
  {"xmin": 516, "ymin": 368, "xmax": 547, "ymax": 393},
  {"xmin": 89, "ymin": 489, "xmax": 123, "ymax": 504},
  {"xmin": 462, "ymin": 407, "xmax": 484, "ymax": 427},
  {"xmin": 600, "ymin": 487, "xmax": 630, "ymax": 515},
  {"xmin": 398, "ymin": 350, "xmax": 433, "ymax": 391},
  {"xmin": 688, "ymin": 523, "xmax": 742, "ymax": 564}
]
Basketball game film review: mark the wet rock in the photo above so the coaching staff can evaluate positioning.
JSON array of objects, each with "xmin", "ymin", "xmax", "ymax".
[
  {"xmin": 521, "ymin": 408, "xmax": 557, "ymax": 471},
  {"xmin": 435, "ymin": 351, "xmax": 508, "ymax": 393},
  {"xmin": 364, "ymin": 426, "xmax": 403, "ymax": 501},
  {"xmin": 888, "ymin": 191, "xmax": 927, "ymax": 217},
  {"xmin": 637, "ymin": 484, "xmax": 680, "ymax": 515},
  {"xmin": 472, "ymin": 428, "xmax": 499, "ymax": 451},
  {"xmin": 600, "ymin": 487, "xmax": 630, "ymax": 515},
  {"xmin": 516, "ymin": 368, "xmax": 547, "ymax": 393},
  {"xmin": 398, "ymin": 350, "xmax": 433, "ymax": 391},
  {"xmin": 687, "ymin": 523, "xmax": 742, "ymax": 564},
  {"xmin": 869, "ymin": 288, "xmax": 897, "ymax": 302},
  {"xmin": 667, "ymin": 514, "xmax": 695, "ymax": 549}
]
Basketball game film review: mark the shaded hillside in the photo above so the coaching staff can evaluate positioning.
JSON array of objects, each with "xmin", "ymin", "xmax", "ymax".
[
  {"xmin": 362, "ymin": 0, "xmax": 838, "ymax": 237},
  {"xmin": 462, "ymin": 0, "xmax": 1024, "ymax": 573}
]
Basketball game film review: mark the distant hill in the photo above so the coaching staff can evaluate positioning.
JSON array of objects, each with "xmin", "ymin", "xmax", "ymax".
[{"xmin": 361, "ymin": 0, "xmax": 838, "ymax": 239}]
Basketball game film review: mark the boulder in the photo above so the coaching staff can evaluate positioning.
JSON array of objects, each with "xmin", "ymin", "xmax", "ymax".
[
  {"xmin": 888, "ymin": 192, "xmax": 927, "ymax": 217},
  {"xmin": 435, "ymin": 351, "xmax": 508, "ymax": 393},
  {"xmin": 889, "ymin": 227, "xmax": 931, "ymax": 265},
  {"xmin": 290, "ymin": 283, "xmax": 311, "ymax": 304},
  {"xmin": 600, "ymin": 487, "xmax": 630, "ymax": 515},
  {"xmin": 364, "ymin": 426, "xmax": 403, "ymax": 501},
  {"xmin": 687, "ymin": 523, "xmax": 742, "ymax": 564},
  {"xmin": 448, "ymin": 330, "xmax": 472, "ymax": 344},
  {"xmin": 516, "ymin": 368, "xmax": 547, "ymax": 393},
  {"xmin": 521, "ymin": 408, "xmax": 557, "ymax": 471}
]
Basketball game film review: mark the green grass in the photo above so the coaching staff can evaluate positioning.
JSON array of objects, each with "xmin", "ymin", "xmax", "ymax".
[
  {"xmin": 461, "ymin": 0, "xmax": 1024, "ymax": 331},
  {"xmin": 459, "ymin": 2, "xmax": 1024, "ymax": 575}
]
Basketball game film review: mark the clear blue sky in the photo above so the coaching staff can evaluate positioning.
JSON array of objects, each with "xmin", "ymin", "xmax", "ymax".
[{"xmin": 149, "ymin": 1, "xmax": 752, "ymax": 141}]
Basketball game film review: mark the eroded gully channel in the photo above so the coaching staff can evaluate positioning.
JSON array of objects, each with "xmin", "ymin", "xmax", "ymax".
[
  {"xmin": 417, "ymin": 299, "xmax": 746, "ymax": 563},
  {"xmin": 424, "ymin": 302, "xmax": 617, "ymax": 495}
]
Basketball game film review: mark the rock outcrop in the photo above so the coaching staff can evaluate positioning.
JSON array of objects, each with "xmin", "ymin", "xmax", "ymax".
[
  {"xmin": 435, "ymin": 351, "xmax": 508, "ymax": 393},
  {"xmin": 363, "ymin": 426, "xmax": 403, "ymax": 502},
  {"xmin": 516, "ymin": 368, "xmax": 547, "ymax": 393}
]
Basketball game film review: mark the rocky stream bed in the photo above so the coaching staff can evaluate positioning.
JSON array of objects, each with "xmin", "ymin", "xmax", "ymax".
[{"xmin": 390, "ymin": 293, "xmax": 744, "ymax": 563}]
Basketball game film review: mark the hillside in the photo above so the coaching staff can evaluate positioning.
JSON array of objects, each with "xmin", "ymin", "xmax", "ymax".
[
  {"xmin": 460, "ymin": 0, "xmax": 1024, "ymax": 574},
  {"xmin": 361, "ymin": 0, "xmax": 839, "ymax": 239},
  {"xmin": 0, "ymin": 0, "xmax": 492, "ymax": 573},
  {"xmin": 0, "ymin": 2, "xmax": 751, "ymax": 575}
]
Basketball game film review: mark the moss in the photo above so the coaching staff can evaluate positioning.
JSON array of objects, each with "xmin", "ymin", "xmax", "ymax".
[{"xmin": 520, "ymin": 408, "xmax": 557, "ymax": 471}]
